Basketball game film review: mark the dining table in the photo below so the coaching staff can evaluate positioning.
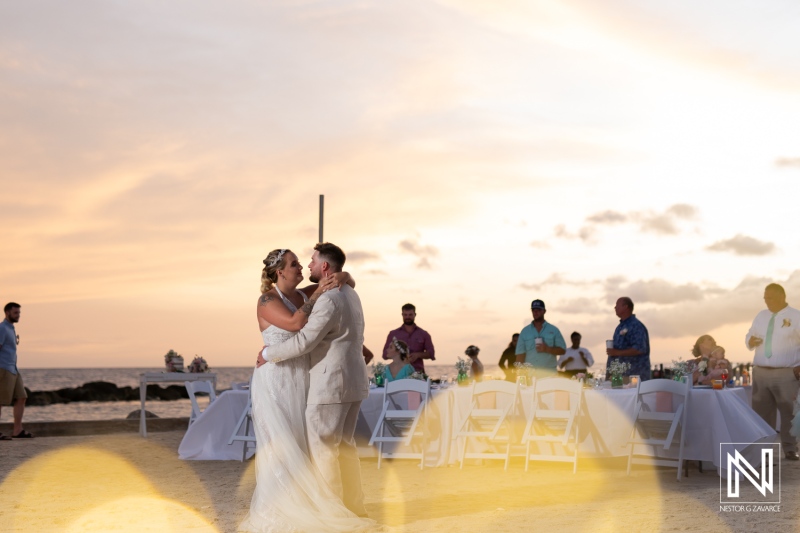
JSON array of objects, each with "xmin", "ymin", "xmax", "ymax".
[
  {"xmin": 178, "ymin": 381, "xmax": 778, "ymax": 474},
  {"xmin": 178, "ymin": 389, "xmax": 253, "ymax": 460},
  {"xmin": 498, "ymin": 385, "xmax": 775, "ymax": 475}
]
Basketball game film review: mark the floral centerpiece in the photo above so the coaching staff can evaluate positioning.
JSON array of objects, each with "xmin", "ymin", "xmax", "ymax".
[
  {"xmin": 164, "ymin": 349, "xmax": 184, "ymax": 372},
  {"xmin": 188, "ymin": 356, "xmax": 210, "ymax": 373},
  {"xmin": 607, "ymin": 359, "xmax": 630, "ymax": 388},
  {"xmin": 455, "ymin": 358, "xmax": 471, "ymax": 385},
  {"xmin": 513, "ymin": 362, "xmax": 536, "ymax": 386},
  {"xmin": 371, "ymin": 362, "xmax": 386, "ymax": 387},
  {"xmin": 409, "ymin": 371, "xmax": 428, "ymax": 381},
  {"xmin": 670, "ymin": 359, "xmax": 694, "ymax": 382}
]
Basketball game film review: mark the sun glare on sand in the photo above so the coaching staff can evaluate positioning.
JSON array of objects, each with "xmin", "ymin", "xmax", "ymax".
[
  {"xmin": 0, "ymin": 414, "xmax": 740, "ymax": 532},
  {"xmin": 1, "ymin": 444, "xmax": 217, "ymax": 532},
  {"xmin": 356, "ymin": 394, "xmax": 693, "ymax": 532}
]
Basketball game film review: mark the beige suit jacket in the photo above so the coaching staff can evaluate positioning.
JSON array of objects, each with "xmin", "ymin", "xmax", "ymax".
[{"xmin": 266, "ymin": 284, "xmax": 369, "ymax": 405}]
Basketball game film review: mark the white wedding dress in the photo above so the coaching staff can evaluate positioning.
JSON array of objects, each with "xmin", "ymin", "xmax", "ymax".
[{"xmin": 239, "ymin": 288, "xmax": 376, "ymax": 533}]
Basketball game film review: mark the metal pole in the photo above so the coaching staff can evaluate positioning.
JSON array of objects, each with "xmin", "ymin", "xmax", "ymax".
[{"xmin": 318, "ymin": 194, "xmax": 324, "ymax": 243}]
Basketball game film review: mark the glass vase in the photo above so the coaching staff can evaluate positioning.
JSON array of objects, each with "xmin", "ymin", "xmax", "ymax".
[
  {"xmin": 611, "ymin": 374, "xmax": 623, "ymax": 389},
  {"xmin": 374, "ymin": 374, "xmax": 384, "ymax": 388},
  {"xmin": 457, "ymin": 372, "xmax": 469, "ymax": 386}
]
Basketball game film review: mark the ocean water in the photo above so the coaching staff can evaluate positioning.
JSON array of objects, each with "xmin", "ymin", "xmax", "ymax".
[{"xmin": 11, "ymin": 364, "xmax": 501, "ymax": 423}]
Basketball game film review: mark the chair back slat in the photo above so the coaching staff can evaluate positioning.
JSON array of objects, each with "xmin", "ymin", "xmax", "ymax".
[{"xmin": 627, "ymin": 377, "xmax": 690, "ymax": 479}]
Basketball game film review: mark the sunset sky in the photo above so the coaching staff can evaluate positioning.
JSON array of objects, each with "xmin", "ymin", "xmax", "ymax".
[{"xmin": 2, "ymin": 0, "xmax": 800, "ymax": 370}]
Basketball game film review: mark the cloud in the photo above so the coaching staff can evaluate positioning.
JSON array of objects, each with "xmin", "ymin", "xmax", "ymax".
[
  {"xmin": 666, "ymin": 204, "xmax": 697, "ymax": 218},
  {"xmin": 610, "ymin": 278, "xmax": 705, "ymax": 305},
  {"xmin": 399, "ymin": 238, "xmax": 439, "ymax": 269},
  {"xmin": 586, "ymin": 210, "xmax": 627, "ymax": 224},
  {"xmin": 637, "ymin": 204, "xmax": 697, "ymax": 235},
  {"xmin": 706, "ymin": 234, "xmax": 775, "ymax": 256},
  {"xmin": 519, "ymin": 273, "xmax": 593, "ymax": 292},
  {"xmin": 556, "ymin": 203, "xmax": 699, "ymax": 243},
  {"xmin": 563, "ymin": 271, "xmax": 796, "ymax": 341},
  {"xmin": 557, "ymin": 297, "xmax": 606, "ymax": 314},
  {"xmin": 553, "ymin": 224, "xmax": 597, "ymax": 244},
  {"xmin": 347, "ymin": 251, "xmax": 380, "ymax": 264},
  {"xmin": 639, "ymin": 273, "xmax": 782, "ymax": 338},
  {"xmin": 776, "ymin": 157, "xmax": 800, "ymax": 167}
]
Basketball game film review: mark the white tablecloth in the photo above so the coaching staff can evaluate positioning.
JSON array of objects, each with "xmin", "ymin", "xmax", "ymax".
[
  {"xmin": 179, "ymin": 385, "xmax": 459, "ymax": 463},
  {"xmin": 178, "ymin": 383, "xmax": 777, "ymax": 472},
  {"xmin": 178, "ymin": 390, "xmax": 254, "ymax": 460}
]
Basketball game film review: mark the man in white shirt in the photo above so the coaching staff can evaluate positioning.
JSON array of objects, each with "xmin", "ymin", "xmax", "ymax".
[
  {"xmin": 558, "ymin": 332, "xmax": 594, "ymax": 378},
  {"xmin": 746, "ymin": 283, "xmax": 800, "ymax": 461}
]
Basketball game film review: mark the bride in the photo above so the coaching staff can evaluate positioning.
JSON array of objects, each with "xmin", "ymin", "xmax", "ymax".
[{"xmin": 239, "ymin": 248, "xmax": 376, "ymax": 533}]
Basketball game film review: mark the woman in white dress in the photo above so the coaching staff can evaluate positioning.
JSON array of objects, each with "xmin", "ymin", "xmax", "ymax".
[{"xmin": 239, "ymin": 248, "xmax": 376, "ymax": 533}]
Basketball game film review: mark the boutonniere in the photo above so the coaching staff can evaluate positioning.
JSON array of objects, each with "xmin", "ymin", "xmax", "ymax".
[
  {"xmin": 783, "ymin": 319, "xmax": 792, "ymax": 328},
  {"xmin": 620, "ymin": 328, "xmax": 628, "ymax": 336}
]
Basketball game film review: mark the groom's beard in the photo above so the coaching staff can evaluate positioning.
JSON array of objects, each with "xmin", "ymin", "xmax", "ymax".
[
  {"xmin": 310, "ymin": 274, "xmax": 320, "ymax": 283},
  {"xmin": 403, "ymin": 320, "xmax": 415, "ymax": 326}
]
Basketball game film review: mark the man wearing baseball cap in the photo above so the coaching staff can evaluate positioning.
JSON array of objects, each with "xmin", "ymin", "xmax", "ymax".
[{"xmin": 515, "ymin": 299, "xmax": 566, "ymax": 376}]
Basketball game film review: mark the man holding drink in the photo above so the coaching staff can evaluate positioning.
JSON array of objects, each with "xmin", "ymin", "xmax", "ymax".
[
  {"xmin": 515, "ymin": 299, "xmax": 566, "ymax": 377},
  {"xmin": 746, "ymin": 283, "xmax": 800, "ymax": 461},
  {"xmin": 605, "ymin": 297, "xmax": 651, "ymax": 382}
]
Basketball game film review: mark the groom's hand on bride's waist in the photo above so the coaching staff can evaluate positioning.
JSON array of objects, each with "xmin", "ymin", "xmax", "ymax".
[{"xmin": 256, "ymin": 345, "xmax": 270, "ymax": 367}]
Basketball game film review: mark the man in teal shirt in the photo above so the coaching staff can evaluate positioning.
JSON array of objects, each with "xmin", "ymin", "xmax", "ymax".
[{"xmin": 515, "ymin": 299, "xmax": 566, "ymax": 376}]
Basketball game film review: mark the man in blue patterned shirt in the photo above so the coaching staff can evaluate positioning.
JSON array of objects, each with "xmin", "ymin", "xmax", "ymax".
[{"xmin": 605, "ymin": 297, "xmax": 651, "ymax": 381}]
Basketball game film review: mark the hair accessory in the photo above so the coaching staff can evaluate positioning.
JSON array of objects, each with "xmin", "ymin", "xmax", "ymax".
[
  {"xmin": 391, "ymin": 337, "xmax": 408, "ymax": 356},
  {"xmin": 265, "ymin": 249, "xmax": 287, "ymax": 268}
]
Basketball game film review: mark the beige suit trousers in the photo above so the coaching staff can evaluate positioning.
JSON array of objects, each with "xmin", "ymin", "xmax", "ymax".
[
  {"xmin": 752, "ymin": 366, "xmax": 799, "ymax": 453},
  {"xmin": 305, "ymin": 401, "xmax": 366, "ymax": 516}
]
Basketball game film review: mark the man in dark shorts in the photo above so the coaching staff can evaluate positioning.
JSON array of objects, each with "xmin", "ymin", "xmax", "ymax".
[{"xmin": 0, "ymin": 302, "xmax": 32, "ymax": 439}]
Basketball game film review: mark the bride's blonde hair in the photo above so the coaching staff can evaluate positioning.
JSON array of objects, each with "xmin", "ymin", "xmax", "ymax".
[{"xmin": 261, "ymin": 249, "xmax": 292, "ymax": 293}]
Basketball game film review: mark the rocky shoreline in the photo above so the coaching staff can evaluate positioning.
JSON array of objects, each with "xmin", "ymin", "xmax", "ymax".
[{"xmin": 24, "ymin": 381, "xmax": 197, "ymax": 406}]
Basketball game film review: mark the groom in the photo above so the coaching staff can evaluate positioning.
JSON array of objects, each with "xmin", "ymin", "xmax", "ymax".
[{"xmin": 257, "ymin": 242, "xmax": 370, "ymax": 516}]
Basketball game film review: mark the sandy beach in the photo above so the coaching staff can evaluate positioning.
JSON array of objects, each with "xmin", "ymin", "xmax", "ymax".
[{"xmin": 0, "ymin": 430, "xmax": 797, "ymax": 532}]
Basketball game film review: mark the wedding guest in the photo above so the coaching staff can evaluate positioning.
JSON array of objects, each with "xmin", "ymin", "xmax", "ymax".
[
  {"xmin": 0, "ymin": 302, "xmax": 31, "ymax": 439},
  {"xmin": 465, "ymin": 345, "xmax": 484, "ymax": 381},
  {"xmin": 384, "ymin": 338, "xmax": 415, "ymax": 383},
  {"xmin": 515, "ymin": 299, "xmax": 566, "ymax": 377},
  {"xmin": 605, "ymin": 297, "xmax": 651, "ymax": 382},
  {"xmin": 558, "ymin": 332, "xmax": 594, "ymax": 378},
  {"xmin": 690, "ymin": 335, "xmax": 730, "ymax": 385},
  {"xmin": 382, "ymin": 303, "xmax": 435, "ymax": 373},
  {"xmin": 362, "ymin": 346, "xmax": 374, "ymax": 365},
  {"xmin": 746, "ymin": 283, "xmax": 800, "ymax": 461},
  {"xmin": 709, "ymin": 347, "xmax": 731, "ymax": 370},
  {"xmin": 498, "ymin": 333, "xmax": 519, "ymax": 381}
]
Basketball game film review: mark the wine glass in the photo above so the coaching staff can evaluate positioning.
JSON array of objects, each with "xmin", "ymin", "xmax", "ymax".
[
  {"xmin": 440, "ymin": 374, "xmax": 449, "ymax": 389},
  {"xmin": 721, "ymin": 369, "xmax": 729, "ymax": 387}
]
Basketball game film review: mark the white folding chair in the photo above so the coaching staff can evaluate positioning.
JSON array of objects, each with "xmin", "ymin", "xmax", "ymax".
[
  {"xmin": 456, "ymin": 380, "xmax": 522, "ymax": 471},
  {"xmin": 369, "ymin": 378, "xmax": 431, "ymax": 469},
  {"xmin": 184, "ymin": 380, "xmax": 216, "ymax": 427},
  {"xmin": 626, "ymin": 378, "xmax": 691, "ymax": 481},
  {"xmin": 522, "ymin": 377, "xmax": 583, "ymax": 473},
  {"xmin": 228, "ymin": 385, "xmax": 257, "ymax": 462}
]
